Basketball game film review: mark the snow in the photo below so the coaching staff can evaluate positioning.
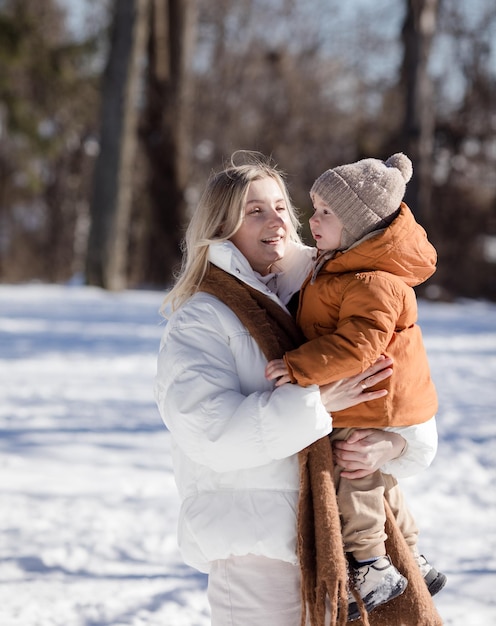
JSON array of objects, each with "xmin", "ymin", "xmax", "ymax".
[{"xmin": 0, "ymin": 283, "xmax": 495, "ymax": 626}]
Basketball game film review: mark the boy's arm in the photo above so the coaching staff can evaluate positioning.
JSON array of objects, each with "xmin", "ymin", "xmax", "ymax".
[
  {"xmin": 265, "ymin": 358, "xmax": 292, "ymax": 387},
  {"xmin": 284, "ymin": 274, "xmax": 404, "ymax": 387}
]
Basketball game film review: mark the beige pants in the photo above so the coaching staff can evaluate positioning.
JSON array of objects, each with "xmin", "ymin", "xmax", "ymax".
[
  {"xmin": 330, "ymin": 427, "xmax": 419, "ymax": 561},
  {"xmin": 208, "ymin": 554, "xmax": 305, "ymax": 626},
  {"xmin": 207, "ymin": 554, "xmax": 335, "ymax": 625}
]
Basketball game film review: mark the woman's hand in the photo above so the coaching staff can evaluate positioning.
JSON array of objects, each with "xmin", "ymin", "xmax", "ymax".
[
  {"xmin": 319, "ymin": 355, "xmax": 393, "ymax": 413},
  {"xmin": 333, "ymin": 429, "xmax": 406, "ymax": 479}
]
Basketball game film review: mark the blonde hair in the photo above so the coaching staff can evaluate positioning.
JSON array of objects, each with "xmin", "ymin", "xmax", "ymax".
[{"xmin": 162, "ymin": 151, "xmax": 302, "ymax": 316}]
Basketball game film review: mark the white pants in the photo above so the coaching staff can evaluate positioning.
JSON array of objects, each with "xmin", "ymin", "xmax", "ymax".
[{"xmin": 207, "ymin": 554, "xmax": 305, "ymax": 626}]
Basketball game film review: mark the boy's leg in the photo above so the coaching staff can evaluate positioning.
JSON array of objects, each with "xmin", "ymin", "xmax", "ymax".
[
  {"xmin": 330, "ymin": 427, "xmax": 388, "ymax": 560},
  {"xmin": 383, "ymin": 472, "xmax": 447, "ymax": 596},
  {"xmin": 335, "ymin": 467, "xmax": 387, "ymax": 561},
  {"xmin": 337, "ymin": 472, "xmax": 408, "ymax": 621},
  {"xmin": 382, "ymin": 473, "xmax": 419, "ymax": 550},
  {"xmin": 331, "ymin": 430, "xmax": 407, "ymax": 620}
]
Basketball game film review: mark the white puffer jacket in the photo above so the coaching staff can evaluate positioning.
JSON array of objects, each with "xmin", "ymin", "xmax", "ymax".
[{"xmin": 154, "ymin": 241, "xmax": 438, "ymax": 573}]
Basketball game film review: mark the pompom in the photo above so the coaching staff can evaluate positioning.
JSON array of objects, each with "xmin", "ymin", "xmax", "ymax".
[{"xmin": 385, "ymin": 153, "xmax": 413, "ymax": 182}]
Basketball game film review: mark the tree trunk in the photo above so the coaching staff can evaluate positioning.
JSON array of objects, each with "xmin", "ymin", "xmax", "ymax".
[
  {"xmin": 400, "ymin": 0, "xmax": 439, "ymax": 224},
  {"xmin": 138, "ymin": 0, "xmax": 197, "ymax": 287},
  {"xmin": 86, "ymin": 0, "xmax": 149, "ymax": 290}
]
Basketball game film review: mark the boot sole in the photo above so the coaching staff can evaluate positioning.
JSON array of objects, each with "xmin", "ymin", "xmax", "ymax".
[
  {"xmin": 348, "ymin": 576, "xmax": 408, "ymax": 622},
  {"xmin": 425, "ymin": 570, "xmax": 447, "ymax": 596}
]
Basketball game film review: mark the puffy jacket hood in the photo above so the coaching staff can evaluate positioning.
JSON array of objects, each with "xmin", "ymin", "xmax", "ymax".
[
  {"xmin": 209, "ymin": 239, "xmax": 315, "ymax": 306},
  {"xmin": 315, "ymin": 203, "xmax": 436, "ymax": 288}
]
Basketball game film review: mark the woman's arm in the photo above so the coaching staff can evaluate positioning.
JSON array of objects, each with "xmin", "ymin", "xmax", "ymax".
[
  {"xmin": 382, "ymin": 418, "xmax": 438, "ymax": 478},
  {"xmin": 320, "ymin": 356, "xmax": 406, "ymax": 478},
  {"xmin": 154, "ymin": 296, "xmax": 333, "ymax": 472},
  {"xmin": 332, "ymin": 419, "xmax": 439, "ymax": 480},
  {"xmin": 319, "ymin": 356, "xmax": 438, "ymax": 479},
  {"xmin": 156, "ymin": 300, "xmax": 400, "ymax": 474}
]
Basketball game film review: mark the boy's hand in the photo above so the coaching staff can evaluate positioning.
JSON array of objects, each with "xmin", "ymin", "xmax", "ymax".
[{"xmin": 265, "ymin": 359, "xmax": 291, "ymax": 387}]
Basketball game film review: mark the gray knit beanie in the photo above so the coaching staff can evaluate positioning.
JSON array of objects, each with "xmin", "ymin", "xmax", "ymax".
[{"xmin": 310, "ymin": 153, "xmax": 413, "ymax": 249}]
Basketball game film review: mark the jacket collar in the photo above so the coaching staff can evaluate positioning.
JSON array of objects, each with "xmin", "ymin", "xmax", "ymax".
[{"xmin": 208, "ymin": 240, "xmax": 314, "ymax": 306}]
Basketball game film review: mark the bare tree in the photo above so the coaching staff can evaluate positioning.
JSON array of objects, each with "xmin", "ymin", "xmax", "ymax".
[
  {"xmin": 86, "ymin": 0, "xmax": 149, "ymax": 290},
  {"xmin": 400, "ymin": 0, "xmax": 439, "ymax": 223},
  {"xmin": 0, "ymin": 0, "xmax": 101, "ymax": 283},
  {"xmin": 137, "ymin": 0, "xmax": 197, "ymax": 287},
  {"xmin": 2, "ymin": 0, "xmax": 494, "ymax": 299}
]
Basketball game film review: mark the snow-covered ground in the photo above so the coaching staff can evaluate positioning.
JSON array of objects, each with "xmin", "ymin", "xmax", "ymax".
[{"xmin": 1, "ymin": 284, "xmax": 495, "ymax": 626}]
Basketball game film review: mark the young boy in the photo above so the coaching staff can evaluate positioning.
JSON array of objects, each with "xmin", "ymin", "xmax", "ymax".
[{"xmin": 265, "ymin": 153, "xmax": 447, "ymax": 620}]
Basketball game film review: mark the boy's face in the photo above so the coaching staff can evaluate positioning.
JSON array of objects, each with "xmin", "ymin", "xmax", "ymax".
[{"xmin": 309, "ymin": 193, "xmax": 344, "ymax": 252}]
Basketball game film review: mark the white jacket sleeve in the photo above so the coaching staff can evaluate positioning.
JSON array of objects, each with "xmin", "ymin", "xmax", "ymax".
[
  {"xmin": 154, "ymin": 297, "xmax": 332, "ymax": 473},
  {"xmin": 381, "ymin": 417, "xmax": 438, "ymax": 478}
]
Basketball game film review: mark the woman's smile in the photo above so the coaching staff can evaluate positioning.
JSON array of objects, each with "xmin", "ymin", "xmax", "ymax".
[{"xmin": 229, "ymin": 177, "xmax": 290, "ymax": 275}]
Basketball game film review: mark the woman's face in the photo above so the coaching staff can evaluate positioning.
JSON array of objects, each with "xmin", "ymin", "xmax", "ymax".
[
  {"xmin": 229, "ymin": 177, "xmax": 291, "ymax": 276},
  {"xmin": 309, "ymin": 193, "xmax": 344, "ymax": 251}
]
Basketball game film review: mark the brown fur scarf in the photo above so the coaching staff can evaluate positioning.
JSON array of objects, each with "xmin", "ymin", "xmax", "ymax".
[{"xmin": 199, "ymin": 264, "xmax": 443, "ymax": 626}]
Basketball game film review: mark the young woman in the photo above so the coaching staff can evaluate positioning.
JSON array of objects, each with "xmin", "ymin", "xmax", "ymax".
[{"xmin": 154, "ymin": 152, "xmax": 439, "ymax": 626}]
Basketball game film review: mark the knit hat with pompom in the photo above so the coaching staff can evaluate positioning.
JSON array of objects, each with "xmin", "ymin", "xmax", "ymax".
[{"xmin": 310, "ymin": 153, "xmax": 413, "ymax": 249}]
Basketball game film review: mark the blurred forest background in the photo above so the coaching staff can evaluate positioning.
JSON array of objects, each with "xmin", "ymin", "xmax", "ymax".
[{"xmin": 0, "ymin": 0, "xmax": 495, "ymax": 299}]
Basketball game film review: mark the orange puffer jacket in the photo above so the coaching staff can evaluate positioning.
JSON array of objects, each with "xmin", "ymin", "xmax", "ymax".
[{"xmin": 284, "ymin": 203, "xmax": 438, "ymax": 428}]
